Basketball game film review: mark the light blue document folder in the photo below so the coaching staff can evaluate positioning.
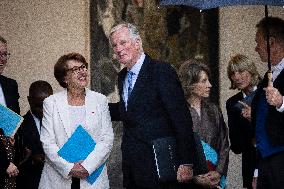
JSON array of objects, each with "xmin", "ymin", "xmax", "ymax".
[
  {"xmin": 58, "ymin": 125, "xmax": 105, "ymax": 184},
  {"xmin": 0, "ymin": 104, "xmax": 23, "ymax": 137}
]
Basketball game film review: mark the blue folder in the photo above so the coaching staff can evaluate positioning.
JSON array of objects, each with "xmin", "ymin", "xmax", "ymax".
[
  {"xmin": 0, "ymin": 104, "xmax": 23, "ymax": 137},
  {"xmin": 58, "ymin": 125, "xmax": 105, "ymax": 184}
]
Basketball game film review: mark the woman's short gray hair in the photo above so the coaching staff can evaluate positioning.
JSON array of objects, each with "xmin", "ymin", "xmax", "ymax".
[{"xmin": 227, "ymin": 54, "xmax": 261, "ymax": 89}]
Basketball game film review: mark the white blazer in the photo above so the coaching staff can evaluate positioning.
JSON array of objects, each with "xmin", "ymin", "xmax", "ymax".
[{"xmin": 39, "ymin": 89, "xmax": 114, "ymax": 189}]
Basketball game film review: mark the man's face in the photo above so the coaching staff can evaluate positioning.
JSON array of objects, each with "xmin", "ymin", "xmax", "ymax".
[
  {"xmin": 110, "ymin": 27, "xmax": 141, "ymax": 68},
  {"xmin": 0, "ymin": 42, "xmax": 8, "ymax": 74},
  {"xmin": 255, "ymin": 30, "xmax": 268, "ymax": 63},
  {"xmin": 28, "ymin": 92, "xmax": 52, "ymax": 119}
]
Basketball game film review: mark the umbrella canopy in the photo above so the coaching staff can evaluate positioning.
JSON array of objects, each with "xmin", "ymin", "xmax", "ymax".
[
  {"xmin": 160, "ymin": 0, "xmax": 284, "ymax": 84},
  {"xmin": 160, "ymin": 0, "xmax": 284, "ymax": 10}
]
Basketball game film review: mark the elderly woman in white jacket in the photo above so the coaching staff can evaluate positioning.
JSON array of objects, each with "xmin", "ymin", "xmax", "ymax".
[{"xmin": 39, "ymin": 53, "xmax": 113, "ymax": 189}]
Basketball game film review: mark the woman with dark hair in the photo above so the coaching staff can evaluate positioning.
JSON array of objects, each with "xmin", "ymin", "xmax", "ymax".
[
  {"xmin": 38, "ymin": 53, "xmax": 113, "ymax": 189},
  {"xmin": 0, "ymin": 128, "xmax": 19, "ymax": 189},
  {"xmin": 178, "ymin": 60, "xmax": 229, "ymax": 189},
  {"xmin": 226, "ymin": 54, "xmax": 261, "ymax": 189}
]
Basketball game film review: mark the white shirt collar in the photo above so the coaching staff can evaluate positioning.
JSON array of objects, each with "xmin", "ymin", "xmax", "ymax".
[
  {"xmin": 272, "ymin": 58, "xmax": 284, "ymax": 80},
  {"xmin": 30, "ymin": 111, "xmax": 41, "ymax": 134},
  {"xmin": 128, "ymin": 53, "xmax": 145, "ymax": 75},
  {"xmin": 0, "ymin": 84, "xmax": 7, "ymax": 107},
  {"xmin": 242, "ymin": 86, "xmax": 257, "ymax": 98}
]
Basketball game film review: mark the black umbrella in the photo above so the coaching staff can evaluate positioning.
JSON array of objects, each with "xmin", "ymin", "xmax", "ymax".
[{"xmin": 160, "ymin": 0, "xmax": 284, "ymax": 85}]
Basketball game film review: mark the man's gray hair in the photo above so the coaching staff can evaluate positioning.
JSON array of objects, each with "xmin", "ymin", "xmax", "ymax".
[{"xmin": 110, "ymin": 23, "xmax": 141, "ymax": 40}]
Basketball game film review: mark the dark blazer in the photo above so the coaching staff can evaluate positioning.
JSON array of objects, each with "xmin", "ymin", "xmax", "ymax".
[
  {"xmin": 110, "ymin": 54, "xmax": 196, "ymax": 188},
  {"xmin": 252, "ymin": 70, "xmax": 284, "ymax": 147},
  {"xmin": 0, "ymin": 75, "xmax": 21, "ymax": 189},
  {"xmin": 226, "ymin": 92, "xmax": 257, "ymax": 188},
  {"xmin": 17, "ymin": 111, "xmax": 44, "ymax": 189},
  {"xmin": 0, "ymin": 138, "xmax": 10, "ymax": 189},
  {"xmin": 0, "ymin": 75, "xmax": 20, "ymax": 114}
]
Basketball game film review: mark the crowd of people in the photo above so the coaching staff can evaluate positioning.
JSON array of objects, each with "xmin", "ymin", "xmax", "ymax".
[{"xmin": 0, "ymin": 16, "xmax": 283, "ymax": 189}]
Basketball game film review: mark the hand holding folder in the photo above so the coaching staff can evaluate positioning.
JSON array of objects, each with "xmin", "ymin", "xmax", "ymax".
[{"xmin": 58, "ymin": 125, "xmax": 105, "ymax": 184}]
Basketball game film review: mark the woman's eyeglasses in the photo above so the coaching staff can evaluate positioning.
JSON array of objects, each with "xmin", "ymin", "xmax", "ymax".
[{"xmin": 67, "ymin": 64, "xmax": 88, "ymax": 75}]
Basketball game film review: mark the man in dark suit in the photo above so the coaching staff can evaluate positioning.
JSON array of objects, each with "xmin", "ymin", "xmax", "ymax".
[
  {"xmin": 252, "ymin": 17, "xmax": 284, "ymax": 189},
  {"xmin": 0, "ymin": 35, "xmax": 20, "ymax": 114},
  {"xmin": 17, "ymin": 80, "xmax": 53, "ymax": 189},
  {"xmin": 108, "ymin": 23, "xmax": 197, "ymax": 189}
]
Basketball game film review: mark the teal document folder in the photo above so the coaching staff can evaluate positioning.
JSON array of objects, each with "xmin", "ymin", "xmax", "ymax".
[
  {"xmin": 58, "ymin": 125, "xmax": 105, "ymax": 184},
  {"xmin": 0, "ymin": 104, "xmax": 23, "ymax": 137}
]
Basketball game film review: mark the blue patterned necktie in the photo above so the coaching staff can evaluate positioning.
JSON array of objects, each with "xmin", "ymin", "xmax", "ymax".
[{"xmin": 127, "ymin": 71, "xmax": 135, "ymax": 98}]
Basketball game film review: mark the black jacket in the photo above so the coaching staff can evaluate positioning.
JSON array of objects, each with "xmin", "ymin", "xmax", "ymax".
[
  {"xmin": 109, "ymin": 54, "xmax": 196, "ymax": 188},
  {"xmin": 226, "ymin": 92, "xmax": 257, "ymax": 187},
  {"xmin": 16, "ymin": 111, "xmax": 44, "ymax": 189}
]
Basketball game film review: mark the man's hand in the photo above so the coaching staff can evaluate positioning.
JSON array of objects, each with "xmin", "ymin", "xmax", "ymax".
[
  {"xmin": 69, "ymin": 162, "xmax": 89, "ymax": 179},
  {"xmin": 6, "ymin": 162, "xmax": 19, "ymax": 177},
  {"xmin": 264, "ymin": 86, "xmax": 283, "ymax": 108},
  {"xmin": 252, "ymin": 177, "xmax": 257, "ymax": 189},
  {"xmin": 177, "ymin": 164, "xmax": 193, "ymax": 183}
]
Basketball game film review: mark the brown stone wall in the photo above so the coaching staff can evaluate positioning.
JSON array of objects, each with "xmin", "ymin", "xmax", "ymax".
[{"xmin": 90, "ymin": 1, "xmax": 219, "ymax": 188}]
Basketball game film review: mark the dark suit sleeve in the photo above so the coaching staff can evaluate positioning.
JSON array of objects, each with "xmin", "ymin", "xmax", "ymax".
[
  {"xmin": 108, "ymin": 102, "xmax": 121, "ymax": 121},
  {"xmin": 156, "ymin": 64, "xmax": 196, "ymax": 164},
  {"xmin": 226, "ymin": 99, "xmax": 244, "ymax": 154},
  {"xmin": 0, "ymin": 140, "xmax": 9, "ymax": 174}
]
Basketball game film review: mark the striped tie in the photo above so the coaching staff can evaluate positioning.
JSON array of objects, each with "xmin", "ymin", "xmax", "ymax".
[{"xmin": 127, "ymin": 71, "xmax": 134, "ymax": 98}]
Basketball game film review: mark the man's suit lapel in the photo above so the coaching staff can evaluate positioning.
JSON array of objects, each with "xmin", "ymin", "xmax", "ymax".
[
  {"xmin": 0, "ymin": 75, "xmax": 11, "ymax": 107},
  {"xmin": 127, "ymin": 55, "xmax": 151, "ymax": 109},
  {"xmin": 273, "ymin": 68, "xmax": 284, "ymax": 91},
  {"xmin": 55, "ymin": 90, "xmax": 72, "ymax": 137}
]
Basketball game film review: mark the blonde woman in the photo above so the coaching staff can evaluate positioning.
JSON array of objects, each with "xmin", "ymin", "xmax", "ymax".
[{"xmin": 226, "ymin": 54, "xmax": 260, "ymax": 189}]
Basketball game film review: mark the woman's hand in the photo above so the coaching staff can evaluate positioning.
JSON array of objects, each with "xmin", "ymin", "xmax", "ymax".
[
  {"xmin": 239, "ymin": 101, "xmax": 251, "ymax": 121},
  {"xmin": 195, "ymin": 171, "xmax": 221, "ymax": 188},
  {"xmin": 194, "ymin": 175, "xmax": 212, "ymax": 188},
  {"xmin": 69, "ymin": 161, "xmax": 89, "ymax": 179},
  {"xmin": 205, "ymin": 171, "xmax": 221, "ymax": 187},
  {"xmin": 6, "ymin": 162, "xmax": 19, "ymax": 177}
]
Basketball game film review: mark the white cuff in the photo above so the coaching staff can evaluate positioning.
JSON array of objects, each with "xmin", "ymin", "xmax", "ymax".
[
  {"xmin": 253, "ymin": 169, "xmax": 258, "ymax": 177},
  {"xmin": 276, "ymin": 96, "xmax": 284, "ymax": 112}
]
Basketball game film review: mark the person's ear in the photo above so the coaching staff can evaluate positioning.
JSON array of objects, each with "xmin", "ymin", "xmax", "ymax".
[
  {"xmin": 135, "ymin": 38, "xmax": 141, "ymax": 49},
  {"xmin": 27, "ymin": 96, "xmax": 32, "ymax": 105}
]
